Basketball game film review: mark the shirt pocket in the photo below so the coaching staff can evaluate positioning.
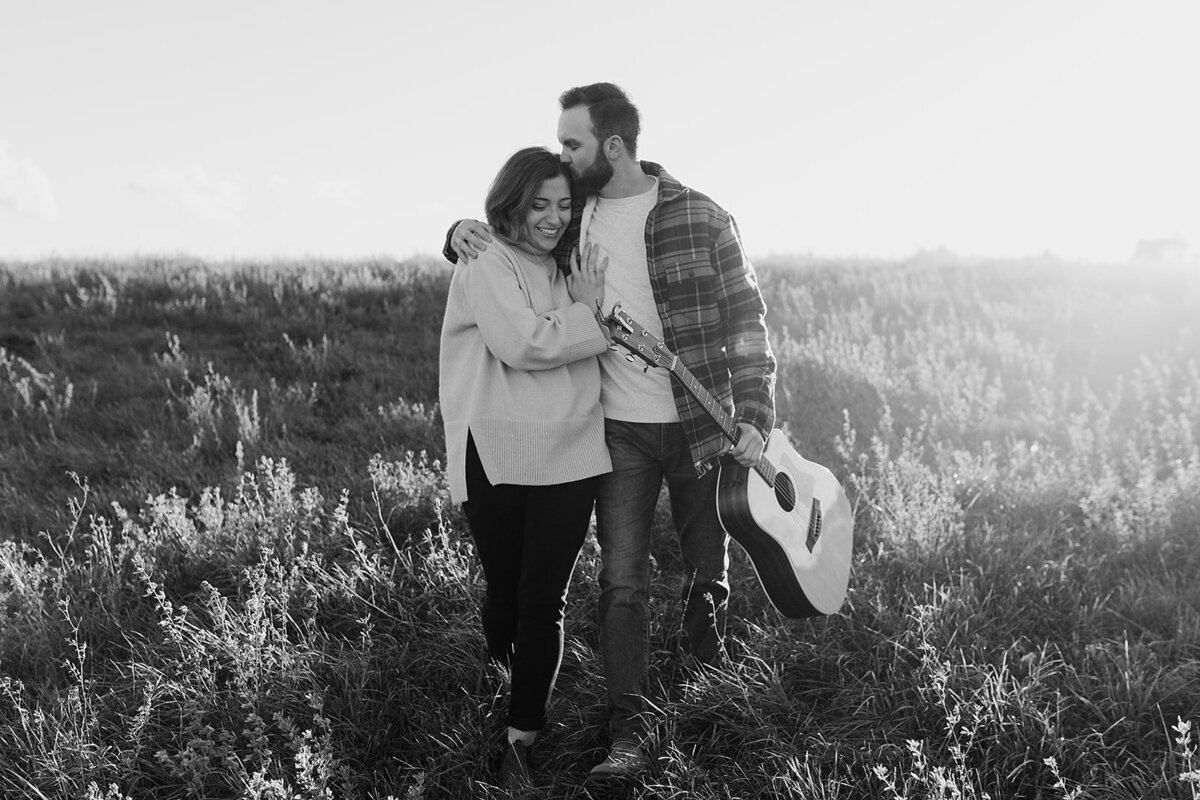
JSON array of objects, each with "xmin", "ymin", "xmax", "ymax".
[
  {"xmin": 663, "ymin": 252, "xmax": 716, "ymax": 291},
  {"xmin": 662, "ymin": 252, "xmax": 721, "ymax": 329}
]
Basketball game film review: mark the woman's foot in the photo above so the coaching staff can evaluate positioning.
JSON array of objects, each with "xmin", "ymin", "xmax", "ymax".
[{"xmin": 499, "ymin": 738, "xmax": 532, "ymax": 794}]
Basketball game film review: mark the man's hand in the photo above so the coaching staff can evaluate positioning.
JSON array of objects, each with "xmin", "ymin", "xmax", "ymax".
[
  {"xmin": 450, "ymin": 219, "xmax": 494, "ymax": 262},
  {"xmin": 729, "ymin": 423, "xmax": 765, "ymax": 467}
]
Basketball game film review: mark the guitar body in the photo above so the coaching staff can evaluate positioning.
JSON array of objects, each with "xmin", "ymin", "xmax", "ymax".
[{"xmin": 716, "ymin": 430, "xmax": 853, "ymax": 617}]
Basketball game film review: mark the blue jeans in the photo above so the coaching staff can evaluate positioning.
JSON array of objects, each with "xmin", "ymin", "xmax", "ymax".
[{"xmin": 595, "ymin": 420, "xmax": 730, "ymax": 742}]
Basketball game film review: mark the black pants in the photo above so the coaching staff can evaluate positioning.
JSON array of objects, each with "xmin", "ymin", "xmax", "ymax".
[{"xmin": 462, "ymin": 435, "xmax": 597, "ymax": 732}]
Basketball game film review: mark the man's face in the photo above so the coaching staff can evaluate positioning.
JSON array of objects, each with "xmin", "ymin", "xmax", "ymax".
[{"xmin": 557, "ymin": 106, "xmax": 612, "ymax": 195}]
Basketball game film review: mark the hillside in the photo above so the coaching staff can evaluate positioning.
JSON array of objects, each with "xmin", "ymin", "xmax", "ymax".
[{"xmin": 1, "ymin": 255, "xmax": 1197, "ymax": 799}]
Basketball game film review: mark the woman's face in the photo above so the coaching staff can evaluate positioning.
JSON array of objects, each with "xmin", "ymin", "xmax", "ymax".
[{"xmin": 521, "ymin": 175, "xmax": 572, "ymax": 255}]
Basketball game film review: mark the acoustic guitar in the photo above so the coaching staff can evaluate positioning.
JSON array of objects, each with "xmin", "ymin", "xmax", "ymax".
[{"xmin": 605, "ymin": 305, "xmax": 853, "ymax": 617}]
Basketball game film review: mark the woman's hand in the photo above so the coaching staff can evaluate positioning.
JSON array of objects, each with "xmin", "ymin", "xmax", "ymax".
[
  {"xmin": 451, "ymin": 219, "xmax": 495, "ymax": 262},
  {"xmin": 567, "ymin": 241, "xmax": 608, "ymax": 313}
]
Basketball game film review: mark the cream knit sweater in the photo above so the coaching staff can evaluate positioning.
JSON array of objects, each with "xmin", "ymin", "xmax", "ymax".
[{"xmin": 439, "ymin": 239, "xmax": 612, "ymax": 504}]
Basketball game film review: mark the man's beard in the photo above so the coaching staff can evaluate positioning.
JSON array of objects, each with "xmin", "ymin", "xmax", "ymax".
[{"xmin": 574, "ymin": 153, "xmax": 613, "ymax": 195}]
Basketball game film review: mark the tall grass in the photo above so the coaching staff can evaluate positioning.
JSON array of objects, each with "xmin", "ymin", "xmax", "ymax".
[{"xmin": 0, "ymin": 254, "xmax": 1197, "ymax": 798}]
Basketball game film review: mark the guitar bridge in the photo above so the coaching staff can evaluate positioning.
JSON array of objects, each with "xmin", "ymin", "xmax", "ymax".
[{"xmin": 805, "ymin": 498, "xmax": 823, "ymax": 553}]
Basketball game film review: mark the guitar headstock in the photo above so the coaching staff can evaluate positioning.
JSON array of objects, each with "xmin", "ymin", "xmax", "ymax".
[{"xmin": 604, "ymin": 304, "xmax": 677, "ymax": 371}]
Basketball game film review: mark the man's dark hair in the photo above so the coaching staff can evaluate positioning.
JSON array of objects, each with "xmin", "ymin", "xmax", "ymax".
[
  {"xmin": 559, "ymin": 82, "xmax": 641, "ymax": 158},
  {"xmin": 484, "ymin": 147, "xmax": 573, "ymax": 245}
]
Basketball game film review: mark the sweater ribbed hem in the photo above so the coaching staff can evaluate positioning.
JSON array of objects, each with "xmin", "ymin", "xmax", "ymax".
[{"xmin": 446, "ymin": 415, "xmax": 610, "ymax": 504}]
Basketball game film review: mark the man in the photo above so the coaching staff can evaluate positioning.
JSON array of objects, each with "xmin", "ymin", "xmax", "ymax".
[{"xmin": 445, "ymin": 82, "xmax": 776, "ymax": 778}]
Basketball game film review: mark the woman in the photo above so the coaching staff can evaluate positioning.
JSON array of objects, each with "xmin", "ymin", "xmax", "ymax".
[{"xmin": 438, "ymin": 146, "xmax": 610, "ymax": 791}]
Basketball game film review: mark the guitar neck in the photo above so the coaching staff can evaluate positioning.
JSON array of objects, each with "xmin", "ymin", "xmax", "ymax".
[
  {"xmin": 665, "ymin": 358, "xmax": 739, "ymax": 444},
  {"xmin": 606, "ymin": 306, "xmax": 775, "ymax": 484},
  {"xmin": 665, "ymin": 356, "xmax": 778, "ymax": 485}
]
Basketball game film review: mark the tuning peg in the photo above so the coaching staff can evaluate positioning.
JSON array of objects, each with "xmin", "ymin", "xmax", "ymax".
[{"xmin": 625, "ymin": 354, "xmax": 636, "ymax": 363}]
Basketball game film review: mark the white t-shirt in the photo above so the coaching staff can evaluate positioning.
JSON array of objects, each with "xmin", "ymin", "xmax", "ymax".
[{"xmin": 583, "ymin": 177, "xmax": 680, "ymax": 423}]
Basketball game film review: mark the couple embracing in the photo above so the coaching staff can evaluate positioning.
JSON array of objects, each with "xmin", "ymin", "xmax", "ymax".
[{"xmin": 437, "ymin": 82, "xmax": 777, "ymax": 792}]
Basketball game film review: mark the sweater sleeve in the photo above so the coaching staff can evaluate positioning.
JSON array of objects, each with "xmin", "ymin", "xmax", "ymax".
[{"xmin": 460, "ymin": 249, "xmax": 608, "ymax": 371}]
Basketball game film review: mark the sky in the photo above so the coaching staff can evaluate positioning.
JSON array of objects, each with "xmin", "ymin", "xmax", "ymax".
[{"xmin": 1, "ymin": 1, "xmax": 1198, "ymax": 263}]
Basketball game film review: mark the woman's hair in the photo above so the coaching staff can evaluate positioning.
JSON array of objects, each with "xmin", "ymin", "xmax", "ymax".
[{"xmin": 485, "ymin": 147, "xmax": 573, "ymax": 245}]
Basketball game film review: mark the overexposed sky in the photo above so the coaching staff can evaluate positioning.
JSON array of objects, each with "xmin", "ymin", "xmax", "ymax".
[{"xmin": 1, "ymin": 1, "xmax": 1197, "ymax": 262}]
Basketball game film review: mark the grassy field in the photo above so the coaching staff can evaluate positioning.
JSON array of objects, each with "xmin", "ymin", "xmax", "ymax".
[{"xmin": 0, "ymin": 254, "xmax": 1198, "ymax": 799}]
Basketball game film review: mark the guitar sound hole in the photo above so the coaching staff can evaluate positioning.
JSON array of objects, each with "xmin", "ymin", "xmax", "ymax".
[{"xmin": 774, "ymin": 472, "xmax": 796, "ymax": 512}]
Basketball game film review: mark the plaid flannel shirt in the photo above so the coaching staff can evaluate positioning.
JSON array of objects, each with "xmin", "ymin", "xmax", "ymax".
[{"xmin": 444, "ymin": 161, "xmax": 776, "ymax": 475}]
